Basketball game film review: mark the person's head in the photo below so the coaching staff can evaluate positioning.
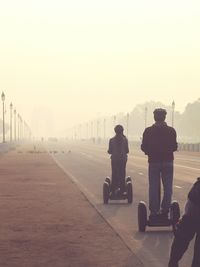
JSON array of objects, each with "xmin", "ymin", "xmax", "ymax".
[
  {"xmin": 153, "ymin": 108, "xmax": 167, "ymax": 122},
  {"xmin": 114, "ymin": 124, "xmax": 124, "ymax": 135}
]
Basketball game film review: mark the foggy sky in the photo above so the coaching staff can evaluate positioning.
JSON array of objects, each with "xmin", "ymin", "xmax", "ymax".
[{"xmin": 0, "ymin": 0, "xmax": 200, "ymax": 137}]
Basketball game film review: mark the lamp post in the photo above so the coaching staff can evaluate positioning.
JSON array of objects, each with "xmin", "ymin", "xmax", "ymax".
[
  {"xmin": 14, "ymin": 109, "xmax": 16, "ymax": 141},
  {"xmin": 91, "ymin": 121, "xmax": 93, "ymax": 139},
  {"xmin": 86, "ymin": 123, "xmax": 88, "ymax": 139},
  {"xmin": 103, "ymin": 118, "xmax": 106, "ymax": 140},
  {"xmin": 10, "ymin": 102, "xmax": 13, "ymax": 142},
  {"xmin": 126, "ymin": 113, "xmax": 129, "ymax": 138},
  {"xmin": 96, "ymin": 120, "xmax": 99, "ymax": 139},
  {"xmin": 17, "ymin": 113, "xmax": 20, "ymax": 141},
  {"xmin": 1, "ymin": 92, "xmax": 5, "ymax": 143},
  {"xmin": 20, "ymin": 116, "xmax": 23, "ymax": 140},
  {"xmin": 144, "ymin": 106, "xmax": 148, "ymax": 129},
  {"xmin": 172, "ymin": 101, "xmax": 175, "ymax": 127},
  {"xmin": 78, "ymin": 124, "xmax": 81, "ymax": 140},
  {"xmin": 23, "ymin": 120, "xmax": 26, "ymax": 139},
  {"xmin": 113, "ymin": 115, "xmax": 116, "ymax": 127},
  {"xmin": 28, "ymin": 124, "xmax": 31, "ymax": 140}
]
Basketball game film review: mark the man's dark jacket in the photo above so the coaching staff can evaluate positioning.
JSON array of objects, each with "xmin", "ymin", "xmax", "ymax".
[
  {"xmin": 141, "ymin": 122, "xmax": 177, "ymax": 163},
  {"xmin": 108, "ymin": 135, "xmax": 129, "ymax": 161}
]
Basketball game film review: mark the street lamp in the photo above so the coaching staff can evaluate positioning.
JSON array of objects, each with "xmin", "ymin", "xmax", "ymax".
[
  {"xmin": 126, "ymin": 113, "xmax": 129, "ymax": 138},
  {"xmin": 29, "ymin": 125, "xmax": 31, "ymax": 140},
  {"xmin": 172, "ymin": 101, "xmax": 175, "ymax": 127},
  {"xmin": 17, "ymin": 113, "xmax": 20, "ymax": 140},
  {"xmin": 96, "ymin": 120, "xmax": 99, "ymax": 139},
  {"xmin": 103, "ymin": 118, "xmax": 106, "ymax": 140},
  {"xmin": 91, "ymin": 121, "xmax": 93, "ymax": 139},
  {"xmin": 20, "ymin": 116, "xmax": 23, "ymax": 140},
  {"xmin": 23, "ymin": 120, "xmax": 26, "ymax": 139},
  {"xmin": 1, "ymin": 92, "xmax": 5, "ymax": 143},
  {"xmin": 86, "ymin": 123, "xmax": 88, "ymax": 139},
  {"xmin": 144, "ymin": 107, "xmax": 148, "ymax": 129},
  {"xmin": 113, "ymin": 115, "xmax": 116, "ymax": 127},
  {"xmin": 10, "ymin": 102, "xmax": 13, "ymax": 142},
  {"xmin": 79, "ymin": 124, "xmax": 82, "ymax": 140},
  {"xmin": 14, "ymin": 109, "xmax": 16, "ymax": 141}
]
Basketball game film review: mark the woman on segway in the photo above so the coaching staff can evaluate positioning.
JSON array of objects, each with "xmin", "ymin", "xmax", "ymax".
[{"xmin": 108, "ymin": 125, "xmax": 129, "ymax": 196}]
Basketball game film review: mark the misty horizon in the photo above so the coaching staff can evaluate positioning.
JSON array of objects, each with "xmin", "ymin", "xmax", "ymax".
[{"xmin": 1, "ymin": 1, "xmax": 200, "ymax": 138}]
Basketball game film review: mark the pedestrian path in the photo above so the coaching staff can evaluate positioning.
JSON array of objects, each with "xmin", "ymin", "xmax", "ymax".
[{"xmin": 0, "ymin": 144, "xmax": 142, "ymax": 267}]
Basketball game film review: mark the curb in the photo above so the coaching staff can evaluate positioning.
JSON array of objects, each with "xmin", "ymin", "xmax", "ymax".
[{"xmin": 47, "ymin": 149, "xmax": 144, "ymax": 267}]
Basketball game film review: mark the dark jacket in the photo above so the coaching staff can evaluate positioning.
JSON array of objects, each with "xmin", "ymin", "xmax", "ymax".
[
  {"xmin": 141, "ymin": 122, "xmax": 177, "ymax": 163},
  {"xmin": 108, "ymin": 135, "xmax": 129, "ymax": 161},
  {"xmin": 168, "ymin": 178, "xmax": 200, "ymax": 267}
]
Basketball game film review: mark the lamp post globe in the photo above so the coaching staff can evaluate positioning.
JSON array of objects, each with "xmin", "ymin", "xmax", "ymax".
[
  {"xmin": 1, "ymin": 93, "xmax": 5, "ymax": 102},
  {"xmin": 1, "ymin": 92, "xmax": 5, "ymax": 102}
]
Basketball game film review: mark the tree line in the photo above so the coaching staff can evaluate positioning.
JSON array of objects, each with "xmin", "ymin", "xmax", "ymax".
[{"xmin": 115, "ymin": 98, "xmax": 200, "ymax": 143}]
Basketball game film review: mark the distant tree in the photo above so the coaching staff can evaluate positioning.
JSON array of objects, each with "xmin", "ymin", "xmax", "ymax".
[
  {"xmin": 92, "ymin": 98, "xmax": 200, "ymax": 142},
  {"xmin": 178, "ymin": 99, "xmax": 200, "ymax": 142}
]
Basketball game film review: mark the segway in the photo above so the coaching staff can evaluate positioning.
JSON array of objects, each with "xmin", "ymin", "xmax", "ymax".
[
  {"xmin": 138, "ymin": 200, "xmax": 180, "ymax": 232},
  {"xmin": 138, "ymin": 182, "xmax": 180, "ymax": 232},
  {"xmin": 103, "ymin": 176, "xmax": 133, "ymax": 204}
]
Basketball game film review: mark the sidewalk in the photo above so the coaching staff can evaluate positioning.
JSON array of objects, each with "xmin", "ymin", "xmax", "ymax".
[{"xmin": 0, "ymin": 144, "xmax": 142, "ymax": 267}]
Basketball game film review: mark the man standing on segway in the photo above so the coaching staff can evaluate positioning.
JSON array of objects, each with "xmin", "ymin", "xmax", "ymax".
[
  {"xmin": 141, "ymin": 108, "xmax": 177, "ymax": 222},
  {"xmin": 108, "ymin": 125, "xmax": 129, "ymax": 196},
  {"xmin": 168, "ymin": 177, "xmax": 200, "ymax": 267}
]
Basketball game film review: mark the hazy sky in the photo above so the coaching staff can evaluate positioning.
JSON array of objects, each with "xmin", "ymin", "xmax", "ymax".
[{"xmin": 0, "ymin": 0, "xmax": 200, "ymax": 136}]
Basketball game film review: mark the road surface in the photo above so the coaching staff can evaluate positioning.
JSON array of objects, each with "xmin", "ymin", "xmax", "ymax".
[{"xmin": 46, "ymin": 140, "xmax": 199, "ymax": 267}]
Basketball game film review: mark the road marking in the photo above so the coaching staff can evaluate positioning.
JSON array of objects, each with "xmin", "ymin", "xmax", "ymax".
[
  {"xmin": 138, "ymin": 172, "xmax": 144, "ymax": 176},
  {"xmin": 174, "ymin": 185, "xmax": 182, "ymax": 189},
  {"xmin": 176, "ymin": 156, "xmax": 200, "ymax": 163},
  {"xmin": 47, "ymin": 149, "xmax": 143, "ymax": 267},
  {"xmin": 174, "ymin": 164, "xmax": 200, "ymax": 172},
  {"xmin": 80, "ymin": 152, "xmax": 94, "ymax": 158},
  {"xmin": 47, "ymin": 145, "xmax": 181, "ymax": 267}
]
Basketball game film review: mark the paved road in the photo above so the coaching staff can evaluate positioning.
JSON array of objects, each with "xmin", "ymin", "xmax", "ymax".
[{"xmin": 46, "ymin": 140, "xmax": 199, "ymax": 267}]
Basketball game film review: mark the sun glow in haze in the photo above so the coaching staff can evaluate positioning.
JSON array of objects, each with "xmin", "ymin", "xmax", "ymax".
[{"xmin": 0, "ymin": 0, "xmax": 200, "ymax": 137}]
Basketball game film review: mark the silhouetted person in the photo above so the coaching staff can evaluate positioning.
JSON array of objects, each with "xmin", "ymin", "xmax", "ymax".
[
  {"xmin": 168, "ymin": 177, "xmax": 200, "ymax": 267},
  {"xmin": 108, "ymin": 125, "xmax": 129, "ymax": 195},
  {"xmin": 141, "ymin": 108, "xmax": 177, "ymax": 221}
]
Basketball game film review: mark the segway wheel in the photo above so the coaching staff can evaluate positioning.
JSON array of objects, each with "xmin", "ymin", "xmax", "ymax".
[
  {"xmin": 105, "ymin": 177, "xmax": 111, "ymax": 185},
  {"xmin": 170, "ymin": 201, "xmax": 180, "ymax": 232},
  {"xmin": 127, "ymin": 181, "xmax": 133, "ymax": 204},
  {"xmin": 138, "ymin": 201, "xmax": 147, "ymax": 232},
  {"xmin": 103, "ymin": 182, "xmax": 110, "ymax": 204},
  {"xmin": 126, "ymin": 176, "xmax": 132, "ymax": 183}
]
